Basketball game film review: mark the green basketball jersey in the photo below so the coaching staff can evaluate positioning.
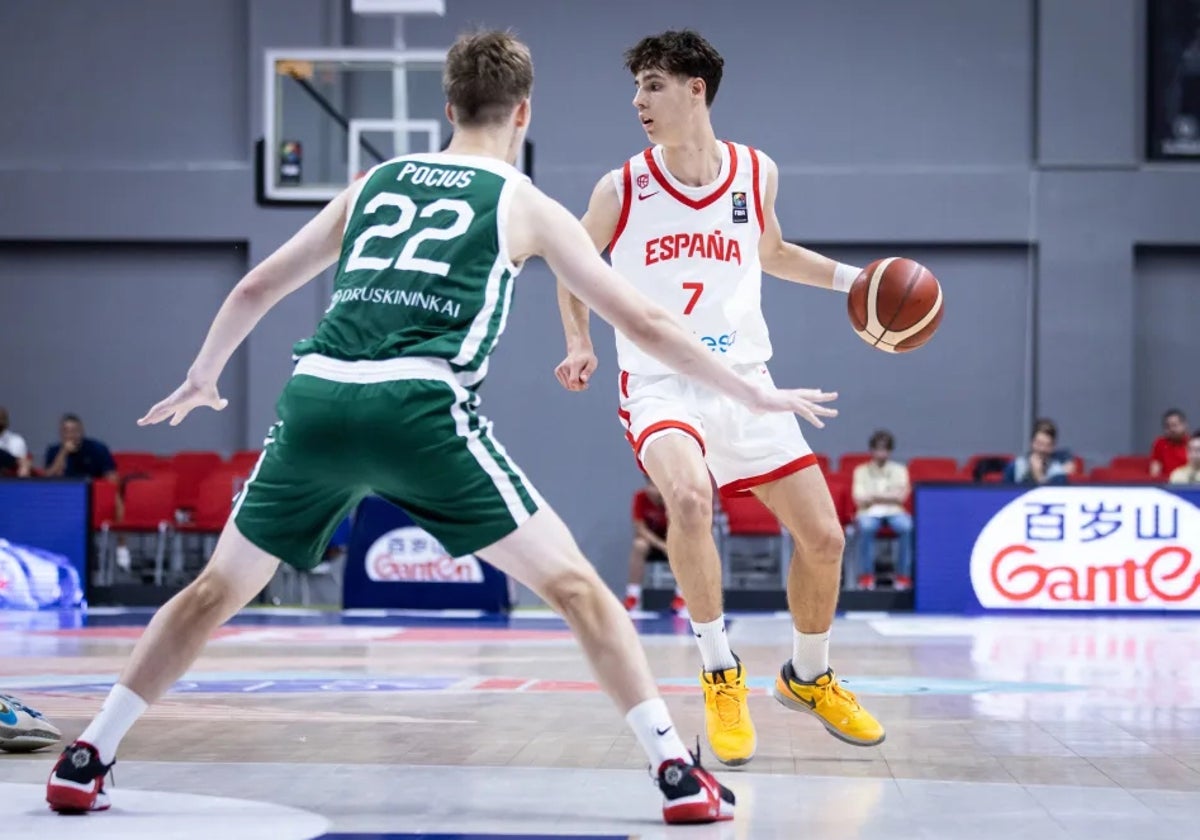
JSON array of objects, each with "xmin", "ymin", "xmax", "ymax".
[{"xmin": 293, "ymin": 153, "xmax": 529, "ymax": 383}]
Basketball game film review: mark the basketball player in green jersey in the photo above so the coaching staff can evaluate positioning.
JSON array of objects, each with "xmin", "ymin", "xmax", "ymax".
[{"xmin": 47, "ymin": 31, "xmax": 838, "ymax": 824}]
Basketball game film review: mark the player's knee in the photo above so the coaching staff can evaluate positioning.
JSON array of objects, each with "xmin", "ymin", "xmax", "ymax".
[
  {"xmin": 663, "ymin": 480, "xmax": 711, "ymax": 531},
  {"xmin": 187, "ymin": 569, "xmax": 236, "ymax": 615},
  {"xmin": 543, "ymin": 567, "xmax": 603, "ymax": 618},
  {"xmin": 802, "ymin": 523, "xmax": 845, "ymax": 564}
]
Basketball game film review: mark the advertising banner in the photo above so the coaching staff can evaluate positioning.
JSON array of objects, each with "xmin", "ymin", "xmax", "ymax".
[
  {"xmin": 915, "ymin": 484, "xmax": 1200, "ymax": 613},
  {"xmin": 343, "ymin": 496, "xmax": 511, "ymax": 612}
]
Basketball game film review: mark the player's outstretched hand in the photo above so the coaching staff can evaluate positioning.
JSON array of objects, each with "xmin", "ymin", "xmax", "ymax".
[
  {"xmin": 751, "ymin": 387, "xmax": 838, "ymax": 428},
  {"xmin": 137, "ymin": 379, "xmax": 228, "ymax": 427},
  {"xmin": 554, "ymin": 348, "xmax": 599, "ymax": 392}
]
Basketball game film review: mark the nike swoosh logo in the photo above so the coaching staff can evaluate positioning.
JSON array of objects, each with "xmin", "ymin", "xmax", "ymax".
[
  {"xmin": 794, "ymin": 692, "xmax": 817, "ymax": 709},
  {"xmin": 638, "ymin": 191, "xmax": 659, "ymax": 200},
  {"xmin": 655, "ymin": 725, "xmax": 673, "ymax": 736}
]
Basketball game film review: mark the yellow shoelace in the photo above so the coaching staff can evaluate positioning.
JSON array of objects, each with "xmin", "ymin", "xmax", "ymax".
[
  {"xmin": 810, "ymin": 678, "xmax": 862, "ymax": 713},
  {"xmin": 710, "ymin": 681, "xmax": 749, "ymax": 726}
]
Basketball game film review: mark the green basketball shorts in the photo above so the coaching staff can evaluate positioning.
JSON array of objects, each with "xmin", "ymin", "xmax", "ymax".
[{"xmin": 232, "ymin": 355, "xmax": 543, "ymax": 570}]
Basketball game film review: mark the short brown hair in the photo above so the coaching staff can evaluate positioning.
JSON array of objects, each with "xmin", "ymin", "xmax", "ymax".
[
  {"xmin": 443, "ymin": 30, "xmax": 533, "ymax": 127},
  {"xmin": 624, "ymin": 30, "xmax": 724, "ymax": 106},
  {"xmin": 869, "ymin": 430, "xmax": 895, "ymax": 451},
  {"xmin": 1032, "ymin": 418, "xmax": 1057, "ymax": 442}
]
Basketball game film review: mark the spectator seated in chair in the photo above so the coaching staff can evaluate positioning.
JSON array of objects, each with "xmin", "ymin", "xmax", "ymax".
[
  {"xmin": 44, "ymin": 413, "xmax": 130, "ymax": 569},
  {"xmin": 624, "ymin": 478, "xmax": 683, "ymax": 612},
  {"xmin": 0, "ymin": 407, "xmax": 32, "ymax": 478},
  {"xmin": 1005, "ymin": 419, "xmax": 1075, "ymax": 486},
  {"xmin": 43, "ymin": 413, "xmax": 118, "ymax": 482},
  {"xmin": 851, "ymin": 430, "xmax": 913, "ymax": 590},
  {"xmin": 1168, "ymin": 432, "xmax": 1200, "ymax": 485},
  {"xmin": 1151, "ymin": 409, "xmax": 1190, "ymax": 480}
]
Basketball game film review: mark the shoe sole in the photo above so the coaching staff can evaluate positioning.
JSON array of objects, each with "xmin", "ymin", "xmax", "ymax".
[
  {"xmin": 711, "ymin": 749, "xmax": 754, "ymax": 767},
  {"xmin": 664, "ymin": 810, "xmax": 735, "ymax": 824},
  {"xmin": 47, "ymin": 786, "xmax": 109, "ymax": 814},
  {"xmin": 664, "ymin": 798, "xmax": 736, "ymax": 824},
  {"xmin": 704, "ymin": 713, "xmax": 756, "ymax": 766},
  {"xmin": 772, "ymin": 685, "xmax": 886, "ymax": 747}
]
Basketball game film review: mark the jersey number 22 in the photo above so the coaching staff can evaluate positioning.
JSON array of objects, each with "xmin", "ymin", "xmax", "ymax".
[{"xmin": 346, "ymin": 193, "xmax": 475, "ymax": 277}]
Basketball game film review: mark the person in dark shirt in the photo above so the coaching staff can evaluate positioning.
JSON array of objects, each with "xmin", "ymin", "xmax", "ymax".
[{"xmin": 43, "ymin": 414, "xmax": 118, "ymax": 481}]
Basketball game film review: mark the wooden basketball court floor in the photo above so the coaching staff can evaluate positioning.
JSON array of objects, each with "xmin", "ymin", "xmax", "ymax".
[{"xmin": 2, "ymin": 607, "xmax": 1199, "ymax": 838}]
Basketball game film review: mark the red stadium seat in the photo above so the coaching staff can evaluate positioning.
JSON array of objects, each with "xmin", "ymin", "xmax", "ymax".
[
  {"xmin": 1109, "ymin": 455, "xmax": 1152, "ymax": 474},
  {"xmin": 113, "ymin": 451, "xmax": 166, "ymax": 478},
  {"xmin": 963, "ymin": 453, "xmax": 1013, "ymax": 482},
  {"xmin": 838, "ymin": 452, "xmax": 872, "ymax": 476},
  {"xmin": 171, "ymin": 451, "xmax": 223, "ymax": 511},
  {"xmin": 907, "ymin": 457, "xmax": 960, "ymax": 483}
]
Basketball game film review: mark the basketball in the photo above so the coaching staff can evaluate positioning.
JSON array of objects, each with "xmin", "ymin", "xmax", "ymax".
[{"xmin": 847, "ymin": 257, "xmax": 944, "ymax": 353}]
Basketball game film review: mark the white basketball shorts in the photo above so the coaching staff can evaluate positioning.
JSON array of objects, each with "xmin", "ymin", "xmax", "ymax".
[{"xmin": 617, "ymin": 363, "xmax": 817, "ymax": 496}]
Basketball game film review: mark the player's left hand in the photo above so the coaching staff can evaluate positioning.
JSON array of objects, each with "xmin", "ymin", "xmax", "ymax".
[
  {"xmin": 138, "ymin": 379, "xmax": 228, "ymax": 427},
  {"xmin": 554, "ymin": 348, "xmax": 599, "ymax": 392},
  {"xmin": 750, "ymin": 386, "xmax": 839, "ymax": 428}
]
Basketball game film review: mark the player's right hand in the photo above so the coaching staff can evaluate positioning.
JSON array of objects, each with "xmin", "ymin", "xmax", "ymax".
[
  {"xmin": 554, "ymin": 348, "xmax": 599, "ymax": 392},
  {"xmin": 750, "ymin": 387, "xmax": 838, "ymax": 428}
]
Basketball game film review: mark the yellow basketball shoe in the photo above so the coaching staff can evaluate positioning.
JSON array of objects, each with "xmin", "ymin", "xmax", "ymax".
[
  {"xmin": 700, "ymin": 659, "xmax": 757, "ymax": 766},
  {"xmin": 773, "ymin": 662, "xmax": 885, "ymax": 746}
]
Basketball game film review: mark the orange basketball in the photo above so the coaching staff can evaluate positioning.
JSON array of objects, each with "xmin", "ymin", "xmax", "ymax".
[{"xmin": 847, "ymin": 257, "xmax": 944, "ymax": 353}]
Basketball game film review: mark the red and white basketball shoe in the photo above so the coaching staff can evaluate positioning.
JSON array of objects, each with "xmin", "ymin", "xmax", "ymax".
[
  {"xmin": 46, "ymin": 741, "xmax": 113, "ymax": 813},
  {"xmin": 656, "ymin": 746, "xmax": 735, "ymax": 824}
]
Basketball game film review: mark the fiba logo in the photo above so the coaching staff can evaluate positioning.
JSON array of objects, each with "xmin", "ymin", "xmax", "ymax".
[{"xmin": 365, "ymin": 527, "xmax": 484, "ymax": 583}]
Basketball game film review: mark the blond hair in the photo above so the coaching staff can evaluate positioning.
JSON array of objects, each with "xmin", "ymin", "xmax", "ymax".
[{"xmin": 443, "ymin": 30, "xmax": 533, "ymax": 127}]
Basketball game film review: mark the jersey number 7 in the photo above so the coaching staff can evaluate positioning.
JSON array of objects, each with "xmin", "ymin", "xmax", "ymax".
[{"xmin": 682, "ymin": 282, "xmax": 704, "ymax": 315}]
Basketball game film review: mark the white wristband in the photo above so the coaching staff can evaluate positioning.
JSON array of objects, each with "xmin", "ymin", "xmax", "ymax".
[{"xmin": 832, "ymin": 263, "xmax": 861, "ymax": 294}]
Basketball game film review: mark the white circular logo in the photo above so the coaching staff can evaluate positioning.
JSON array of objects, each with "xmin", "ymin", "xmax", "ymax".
[
  {"xmin": 969, "ymin": 486, "xmax": 1200, "ymax": 610},
  {"xmin": 365, "ymin": 527, "xmax": 483, "ymax": 583}
]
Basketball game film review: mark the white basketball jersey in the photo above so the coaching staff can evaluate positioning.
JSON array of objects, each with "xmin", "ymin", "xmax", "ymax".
[{"xmin": 608, "ymin": 141, "xmax": 772, "ymax": 375}]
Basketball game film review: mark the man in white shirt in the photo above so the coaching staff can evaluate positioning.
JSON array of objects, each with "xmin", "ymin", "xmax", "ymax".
[
  {"xmin": 0, "ymin": 407, "xmax": 31, "ymax": 477},
  {"xmin": 851, "ymin": 430, "xmax": 913, "ymax": 589}
]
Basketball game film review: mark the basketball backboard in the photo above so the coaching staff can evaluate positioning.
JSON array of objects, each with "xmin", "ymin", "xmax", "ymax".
[
  {"xmin": 260, "ymin": 48, "xmax": 532, "ymax": 205},
  {"xmin": 261, "ymin": 49, "xmax": 448, "ymax": 204}
]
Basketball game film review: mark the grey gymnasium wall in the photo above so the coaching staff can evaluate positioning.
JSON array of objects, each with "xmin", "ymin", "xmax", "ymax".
[{"xmin": 1, "ymin": 0, "xmax": 1198, "ymax": 592}]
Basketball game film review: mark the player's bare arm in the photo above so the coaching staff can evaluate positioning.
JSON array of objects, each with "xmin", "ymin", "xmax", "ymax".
[
  {"xmin": 138, "ymin": 186, "xmax": 351, "ymax": 427},
  {"xmin": 553, "ymin": 173, "xmax": 621, "ymax": 391},
  {"xmin": 512, "ymin": 182, "xmax": 838, "ymax": 428},
  {"xmin": 757, "ymin": 154, "xmax": 861, "ymax": 293}
]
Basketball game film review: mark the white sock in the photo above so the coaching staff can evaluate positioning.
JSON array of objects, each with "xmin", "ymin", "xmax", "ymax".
[
  {"xmin": 691, "ymin": 616, "xmax": 737, "ymax": 672},
  {"xmin": 625, "ymin": 584, "xmax": 642, "ymax": 601},
  {"xmin": 792, "ymin": 627, "xmax": 831, "ymax": 681},
  {"xmin": 78, "ymin": 684, "xmax": 148, "ymax": 764},
  {"xmin": 625, "ymin": 698, "xmax": 690, "ymax": 768}
]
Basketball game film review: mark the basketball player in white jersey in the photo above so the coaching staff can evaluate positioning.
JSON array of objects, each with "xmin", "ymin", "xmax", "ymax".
[{"xmin": 555, "ymin": 30, "xmax": 885, "ymax": 766}]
